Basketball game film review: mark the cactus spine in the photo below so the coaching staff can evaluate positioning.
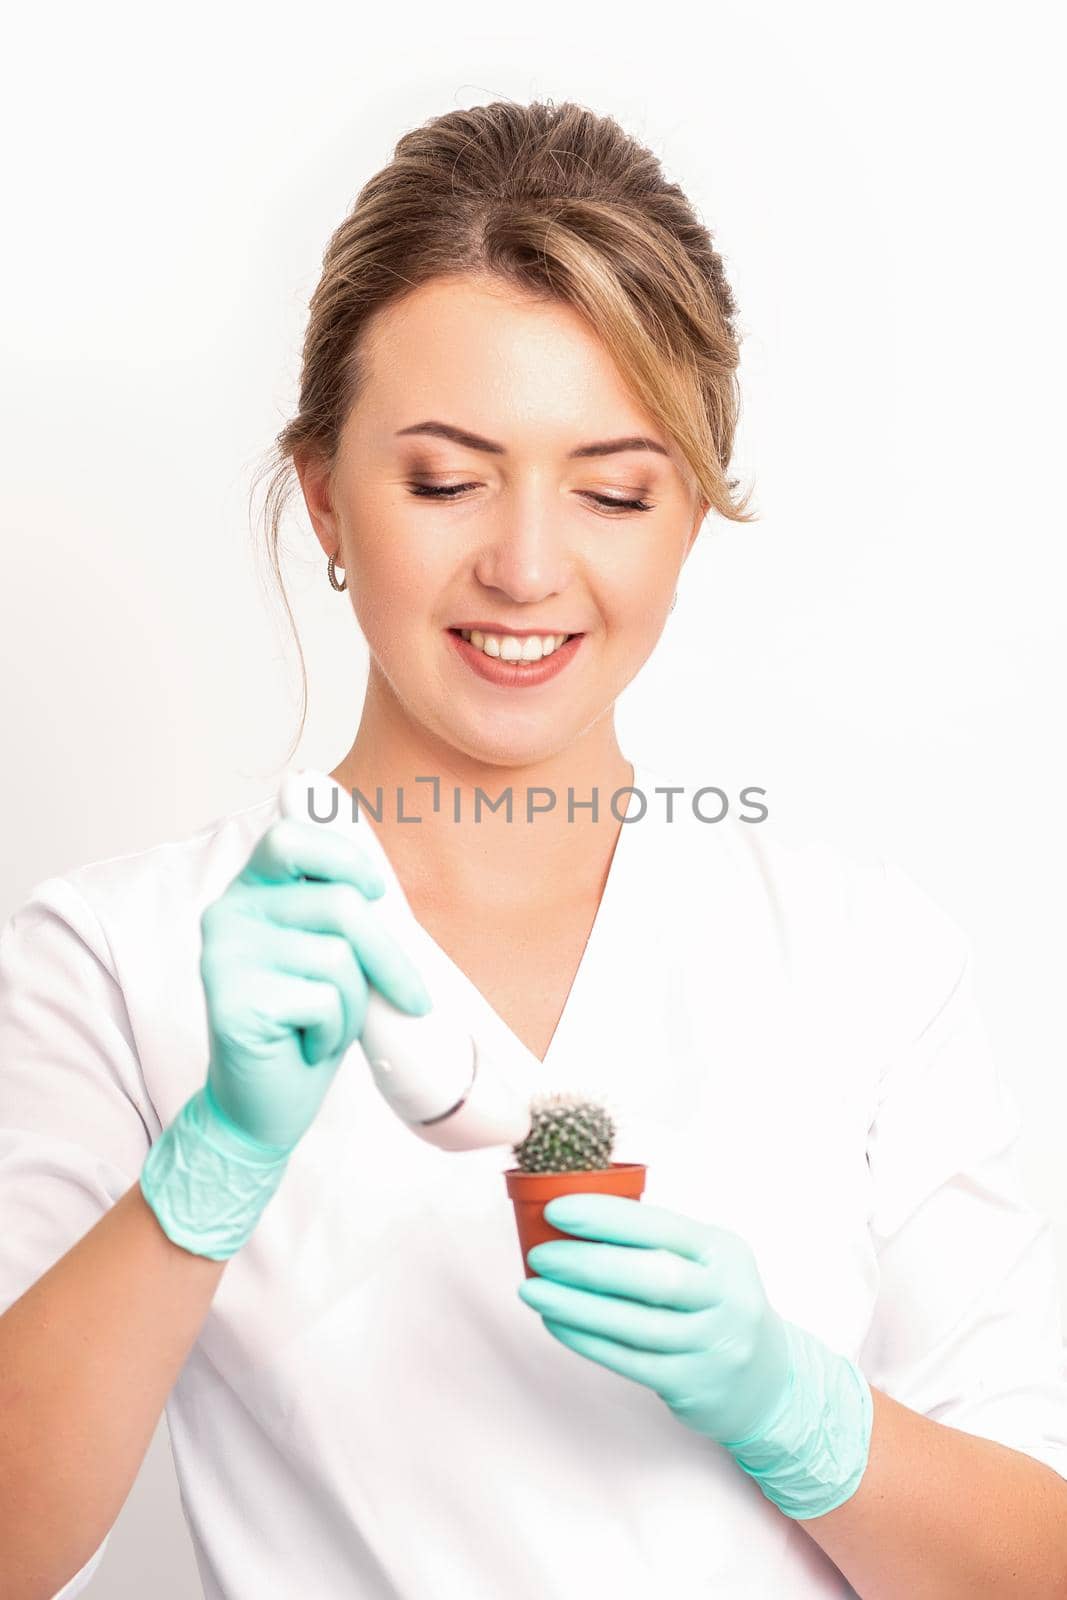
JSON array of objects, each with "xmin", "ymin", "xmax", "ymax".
[{"xmin": 512, "ymin": 1090, "xmax": 616, "ymax": 1173}]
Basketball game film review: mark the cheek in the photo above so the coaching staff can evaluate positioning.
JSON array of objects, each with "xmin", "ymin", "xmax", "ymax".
[
  {"xmin": 607, "ymin": 564, "xmax": 673, "ymax": 631},
  {"xmin": 349, "ymin": 541, "xmax": 443, "ymax": 642},
  {"xmin": 612, "ymin": 534, "xmax": 674, "ymax": 601}
]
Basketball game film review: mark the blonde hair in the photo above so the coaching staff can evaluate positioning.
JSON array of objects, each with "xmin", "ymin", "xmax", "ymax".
[{"xmin": 251, "ymin": 97, "xmax": 757, "ymax": 756}]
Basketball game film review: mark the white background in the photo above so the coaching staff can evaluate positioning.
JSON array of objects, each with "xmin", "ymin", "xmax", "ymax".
[{"xmin": 1, "ymin": 2, "xmax": 1063, "ymax": 1593}]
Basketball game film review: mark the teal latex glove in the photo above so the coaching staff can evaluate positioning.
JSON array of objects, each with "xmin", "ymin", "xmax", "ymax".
[
  {"xmin": 140, "ymin": 815, "xmax": 433, "ymax": 1261},
  {"xmin": 518, "ymin": 1193, "xmax": 873, "ymax": 1520}
]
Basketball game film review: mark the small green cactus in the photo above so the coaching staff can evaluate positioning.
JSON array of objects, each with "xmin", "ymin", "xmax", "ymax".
[{"xmin": 512, "ymin": 1090, "xmax": 616, "ymax": 1173}]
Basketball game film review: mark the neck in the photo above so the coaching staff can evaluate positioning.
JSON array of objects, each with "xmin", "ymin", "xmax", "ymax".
[{"xmin": 328, "ymin": 703, "xmax": 635, "ymax": 909}]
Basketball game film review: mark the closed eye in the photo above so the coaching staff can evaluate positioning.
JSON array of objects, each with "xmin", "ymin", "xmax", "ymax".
[{"xmin": 406, "ymin": 483, "xmax": 654, "ymax": 514}]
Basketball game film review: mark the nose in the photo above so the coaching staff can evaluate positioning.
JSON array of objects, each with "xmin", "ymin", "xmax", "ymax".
[{"xmin": 471, "ymin": 498, "xmax": 575, "ymax": 606}]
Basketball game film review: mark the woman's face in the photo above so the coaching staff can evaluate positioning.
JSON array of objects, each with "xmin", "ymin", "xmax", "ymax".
[{"xmin": 299, "ymin": 273, "xmax": 708, "ymax": 768}]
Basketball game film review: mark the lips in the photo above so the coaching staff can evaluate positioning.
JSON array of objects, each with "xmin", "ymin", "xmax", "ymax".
[
  {"xmin": 446, "ymin": 626, "xmax": 584, "ymax": 686},
  {"xmin": 447, "ymin": 630, "xmax": 579, "ymax": 643},
  {"xmin": 448, "ymin": 627, "xmax": 578, "ymax": 641}
]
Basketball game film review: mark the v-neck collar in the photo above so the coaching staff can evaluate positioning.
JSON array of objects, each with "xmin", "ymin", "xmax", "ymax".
[
  {"xmin": 399, "ymin": 761, "xmax": 649, "ymax": 1077},
  {"xmin": 288, "ymin": 758, "xmax": 650, "ymax": 1084}
]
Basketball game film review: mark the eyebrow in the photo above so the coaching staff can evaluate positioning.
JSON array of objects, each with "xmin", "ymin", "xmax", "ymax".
[{"xmin": 394, "ymin": 419, "xmax": 670, "ymax": 459}]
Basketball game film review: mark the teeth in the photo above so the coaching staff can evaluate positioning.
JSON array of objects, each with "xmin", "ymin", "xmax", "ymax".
[{"xmin": 459, "ymin": 630, "xmax": 569, "ymax": 661}]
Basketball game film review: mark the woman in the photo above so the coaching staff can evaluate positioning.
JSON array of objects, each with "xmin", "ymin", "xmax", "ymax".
[{"xmin": 2, "ymin": 99, "xmax": 1066, "ymax": 1600}]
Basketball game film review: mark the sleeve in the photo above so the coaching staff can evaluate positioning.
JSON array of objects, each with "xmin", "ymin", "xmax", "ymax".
[
  {"xmin": 853, "ymin": 860, "xmax": 1067, "ymax": 1483},
  {"xmin": 0, "ymin": 874, "xmax": 155, "ymax": 1596}
]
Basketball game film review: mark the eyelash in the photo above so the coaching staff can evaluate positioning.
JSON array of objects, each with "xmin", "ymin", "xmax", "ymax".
[{"xmin": 406, "ymin": 483, "xmax": 655, "ymax": 515}]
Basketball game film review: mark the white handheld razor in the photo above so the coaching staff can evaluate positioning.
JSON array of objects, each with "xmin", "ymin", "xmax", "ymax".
[{"xmin": 278, "ymin": 769, "xmax": 532, "ymax": 1153}]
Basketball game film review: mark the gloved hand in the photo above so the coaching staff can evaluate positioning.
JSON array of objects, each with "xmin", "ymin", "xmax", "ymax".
[
  {"xmin": 517, "ymin": 1193, "xmax": 873, "ymax": 1519},
  {"xmin": 140, "ymin": 815, "xmax": 433, "ymax": 1261}
]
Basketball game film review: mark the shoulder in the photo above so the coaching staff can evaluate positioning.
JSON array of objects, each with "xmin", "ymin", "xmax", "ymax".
[
  {"xmin": 10, "ymin": 790, "xmax": 282, "ymax": 968},
  {"xmin": 631, "ymin": 753, "xmax": 873, "ymax": 916},
  {"xmin": 632, "ymin": 755, "xmax": 969, "ymax": 1038}
]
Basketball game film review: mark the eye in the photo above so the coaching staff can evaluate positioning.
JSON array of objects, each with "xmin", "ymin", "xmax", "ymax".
[{"xmin": 405, "ymin": 483, "xmax": 655, "ymax": 515}]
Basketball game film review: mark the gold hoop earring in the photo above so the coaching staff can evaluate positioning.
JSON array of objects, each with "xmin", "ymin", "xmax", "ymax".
[{"xmin": 327, "ymin": 552, "xmax": 347, "ymax": 592}]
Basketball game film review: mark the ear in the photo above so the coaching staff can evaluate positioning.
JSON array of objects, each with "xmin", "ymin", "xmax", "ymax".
[
  {"xmin": 685, "ymin": 496, "xmax": 710, "ymax": 557},
  {"xmin": 294, "ymin": 447, "xmax": 340, "ymax": 561}
]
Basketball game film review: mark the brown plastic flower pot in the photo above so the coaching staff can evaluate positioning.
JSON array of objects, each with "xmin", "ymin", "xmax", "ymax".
[{"xmin": 505, "ymin": 1162, "xmax": 647, "ymax": 1278}]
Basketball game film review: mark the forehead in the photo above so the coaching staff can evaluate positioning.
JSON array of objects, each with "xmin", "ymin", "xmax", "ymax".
[{"xmin": 355, "ymin": 275, "xmax": 661, "ymax": 444}]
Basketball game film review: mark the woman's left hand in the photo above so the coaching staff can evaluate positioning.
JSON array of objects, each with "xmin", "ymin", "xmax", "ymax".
[
  {"xmin": 517, "ymin": 1192, "xmax": 794, "ymax": 1447},
  {"xmin": 518, "ymin": 1191, "xmax": 875, "ymax": 1519}
]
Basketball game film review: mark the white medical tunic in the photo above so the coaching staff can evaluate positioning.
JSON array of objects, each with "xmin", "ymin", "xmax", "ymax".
[{"xmin": 2, "ymin": 757, "xmax": 1066, "ymax": 1600}]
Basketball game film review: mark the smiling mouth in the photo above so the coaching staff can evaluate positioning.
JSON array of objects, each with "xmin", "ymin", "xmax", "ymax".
[{"xmin": 447, "ymin": 627, "xmax": 579, "ymax": 656}]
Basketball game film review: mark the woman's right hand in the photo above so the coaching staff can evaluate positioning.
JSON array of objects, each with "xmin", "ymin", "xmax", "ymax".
[{"xmin": 198, "ymin": 817, "xmax": 433, "ymax": 1155}]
